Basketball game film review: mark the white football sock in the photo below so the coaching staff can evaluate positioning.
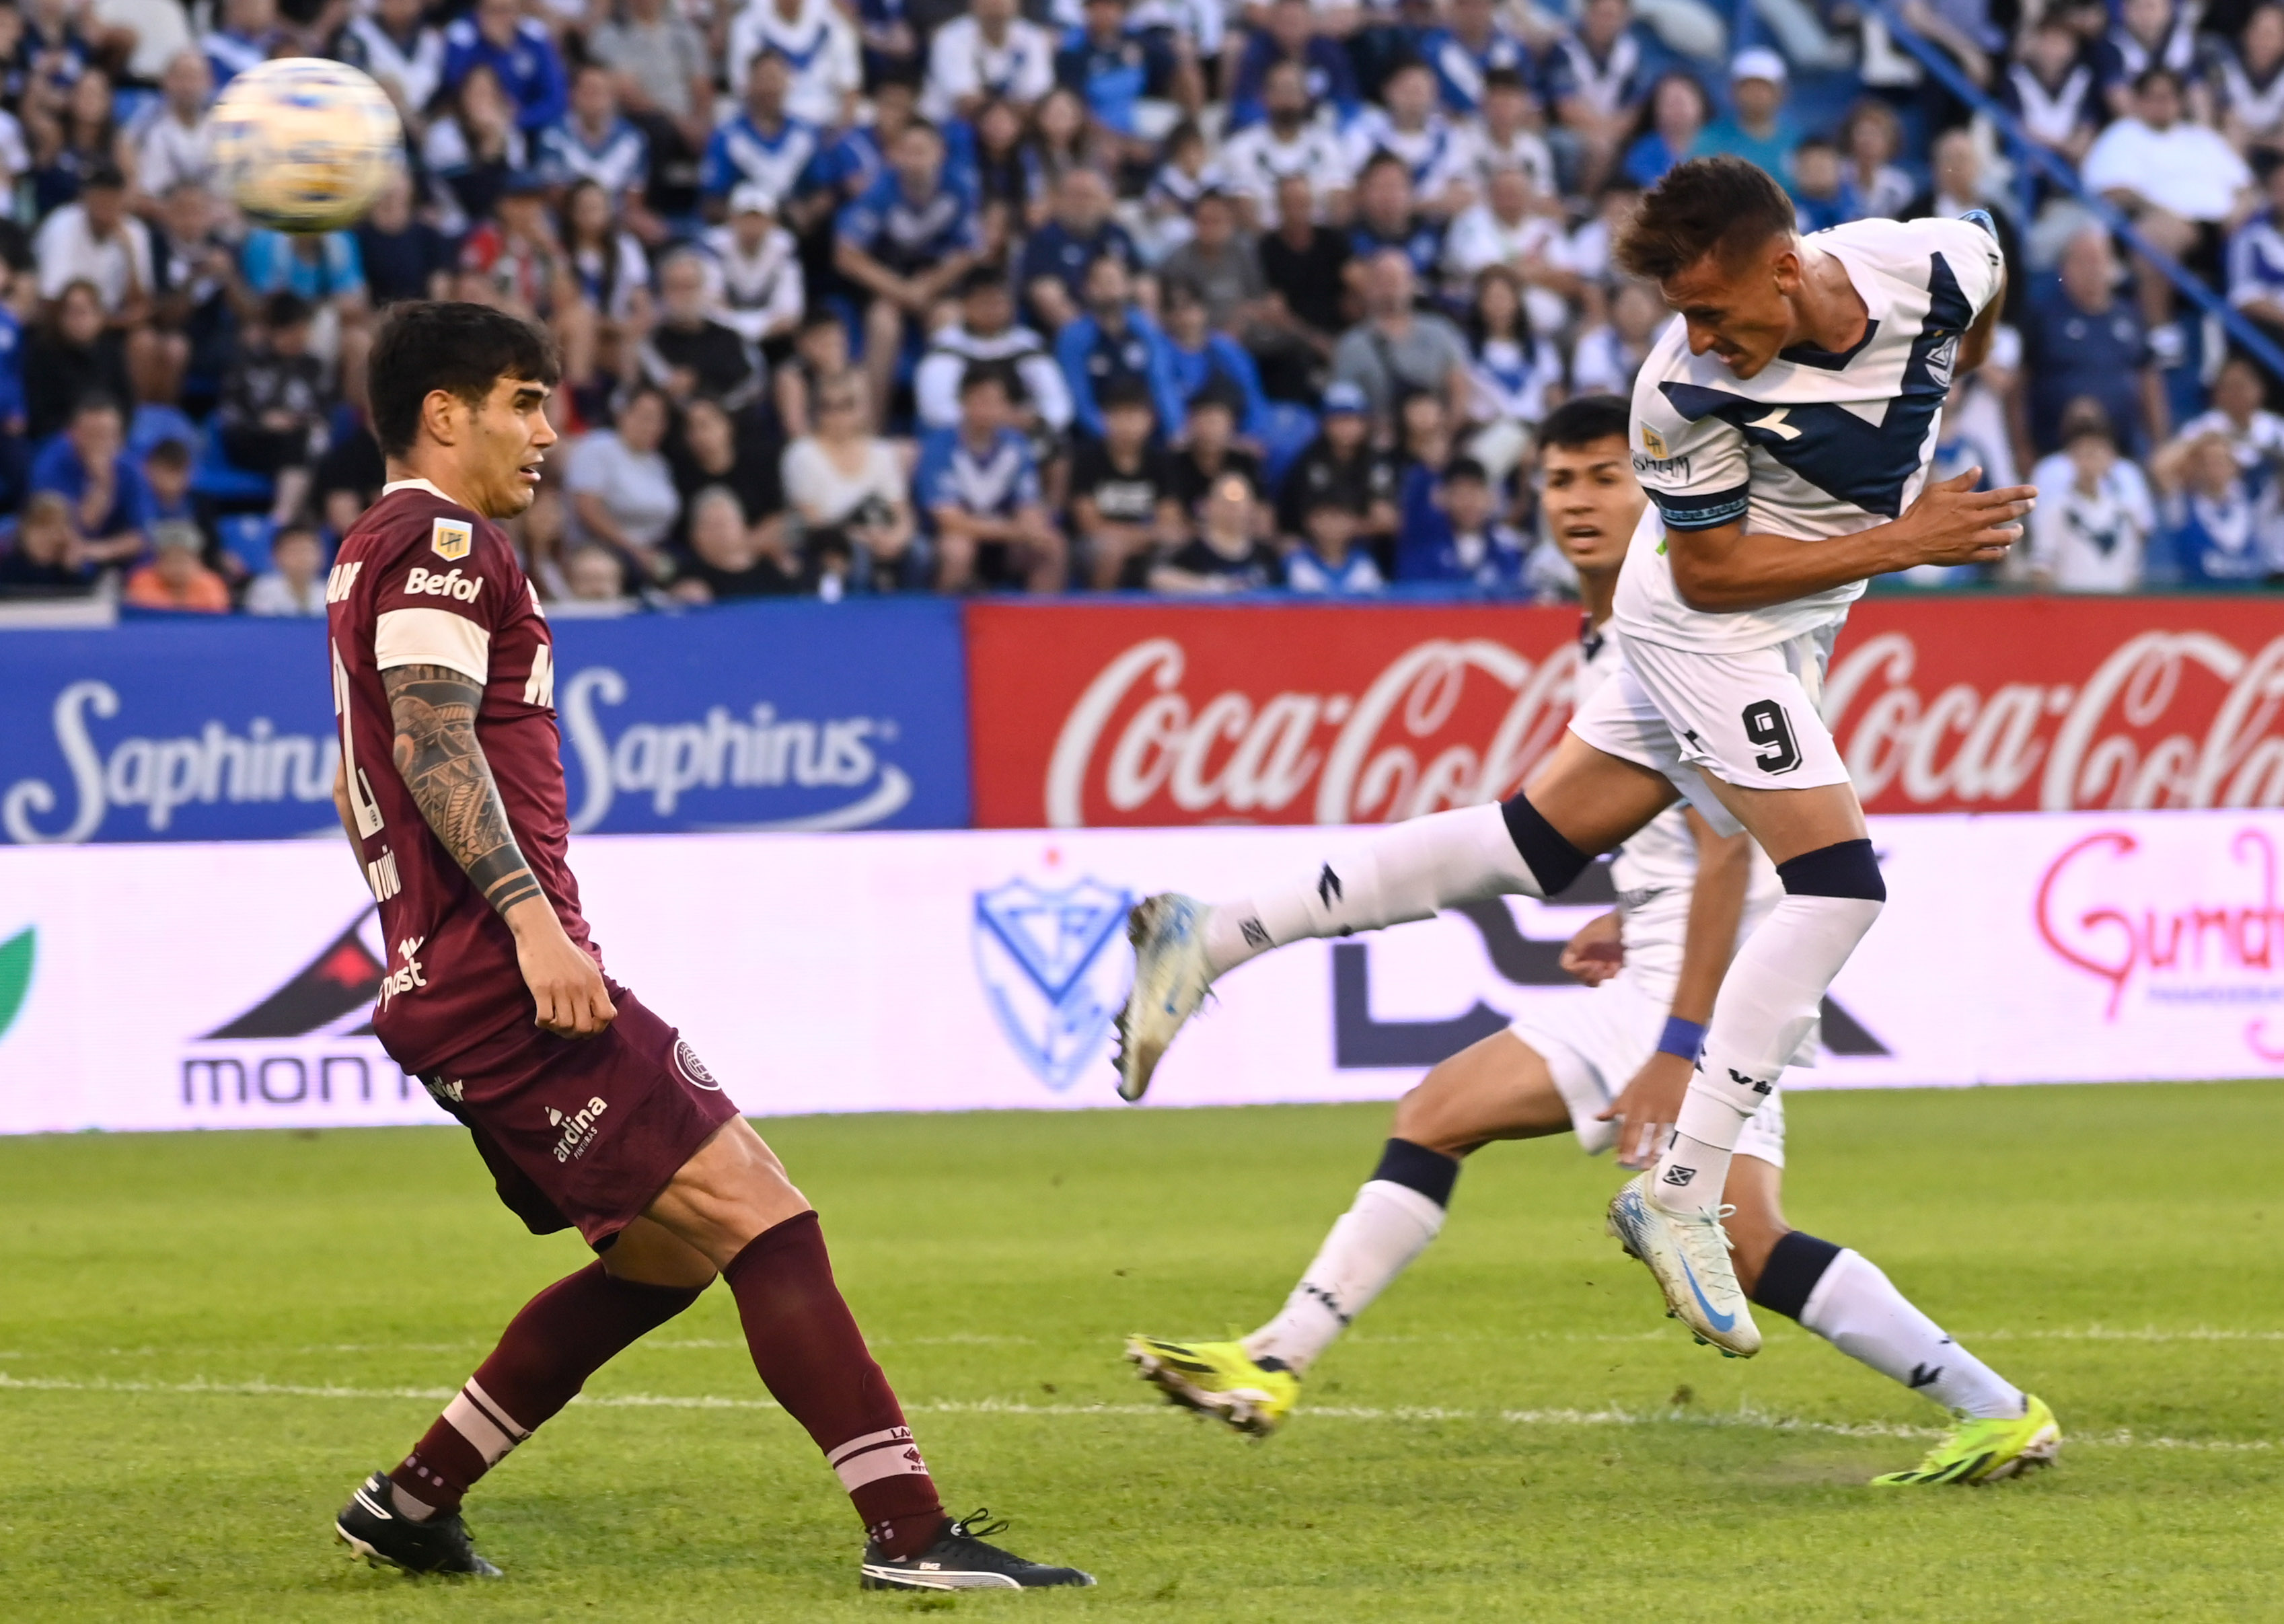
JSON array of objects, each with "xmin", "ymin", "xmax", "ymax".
[
  {"xmin": 1801, "ymin": 1250, "xmax": 2024, "ymax": 1419},
  {"xmin": 1204, "ymin": 805, "xmax": 1539, "ymax": 980},
  {"xmin": 1243, "ymin": 1181, "xmax": 1447, "ymax": 1374},
  {"xmin": 1652, "ymin": 893, "xmax": 1884, "ymax": 1216}
]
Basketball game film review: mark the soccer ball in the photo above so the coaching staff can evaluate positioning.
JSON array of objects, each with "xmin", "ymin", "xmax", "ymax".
[{"xmin": 211, "ymin": 57, "xmax": 404, "ymax": 233}]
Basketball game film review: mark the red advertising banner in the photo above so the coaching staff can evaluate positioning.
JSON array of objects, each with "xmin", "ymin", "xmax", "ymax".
[{"xmin": 965, "ymin": 596, "xmax": 2284, "ymax": 826}]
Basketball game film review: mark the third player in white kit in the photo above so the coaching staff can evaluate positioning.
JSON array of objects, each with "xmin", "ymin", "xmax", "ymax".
[
  {"xmin": 1127, "ymin": 400, "xmax": 2057, "ymax": 1485},
  {"xmin": 1117, "ymin": 157, "xmax": 2041, "ymax": 1365}
]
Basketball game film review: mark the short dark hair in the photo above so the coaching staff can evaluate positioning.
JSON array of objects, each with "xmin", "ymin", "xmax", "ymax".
[
  {"xmin": 144, "ymin": 437, "xmax": 193, "ymax": 471},
  {"xmin": 264, "ymin": 291, "xmax": 311, "ymax": 330},
  {"xmin": 1614, "ymin": 155, "xmax": 1796, "ymax": 284},
  {"xmin": 958, "ymin": 361, "xmax": 1015, "ymax": 399},
  {"xmin": 1444, "ymin": 457, "xmax": 1489, "ymax": 485},
  {"xmin": 2135, "ymin": 65, "xmax": 2182, "ymax": 98},
  {"xmin": 71, "ymin": 392, "xmax": 123, "ymax": 422},
  {"xmin": 1099, "ymin": 377, "xmax": 1154, "ymax": 413},
  {"xmin": 1537, "ymin": 394, "xmax": 1632, "ymax": 451},
  {"xmin": 83, "ymin": 159, "xmax": 126, "ymax": 192},
  {"xmin": 369, "ymin": 301, "xmax": 560, "ymax": 458},
  {"xmin": 1481, "ymin": 66, "xmax": 1526, "ymax": 94}
]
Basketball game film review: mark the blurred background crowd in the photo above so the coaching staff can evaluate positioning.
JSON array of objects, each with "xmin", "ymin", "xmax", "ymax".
[{"xmin": 1, "ymin": 0, "xmax": 2281, "ymax": 614}]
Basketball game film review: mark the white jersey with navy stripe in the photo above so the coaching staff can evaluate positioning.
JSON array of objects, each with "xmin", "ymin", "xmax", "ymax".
[{"xmin": 1617, "ymin": 216, "xmax": 2005, "ymax": 654}]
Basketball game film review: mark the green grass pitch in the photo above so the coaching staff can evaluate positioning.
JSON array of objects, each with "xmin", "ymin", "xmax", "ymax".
[{"xmin": 5, "ymin": 1081, "xmax": 2284, "ymax": 1622}]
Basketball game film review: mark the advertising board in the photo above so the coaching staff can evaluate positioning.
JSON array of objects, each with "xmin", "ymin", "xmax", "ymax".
[{"xmin": 0, "ymin": 811, "xmax": 2271, "ymax": 1136}]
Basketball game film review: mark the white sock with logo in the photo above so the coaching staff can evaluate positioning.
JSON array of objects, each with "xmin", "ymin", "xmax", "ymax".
[
  {"xmin": 1651, "ymin": 894, "xmax": 1884, "ymax": 1216},
  {"xmin": 1243, "ymin": 1181, "xmax": 1447, "ymax": 1374},
  {"xmin": 1801, "ymin": 1251, "xmax": 2024, "ymax": 1420},
  {"xmin": 1202, "ymin": 805, "xmax": 1538, "ymax": 980}
]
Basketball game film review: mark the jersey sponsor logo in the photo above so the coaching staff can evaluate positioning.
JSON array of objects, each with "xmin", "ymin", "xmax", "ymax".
[
  {"xmin": 673, "ymin": 1037, "xmax": 722, "ymax": 1091},
  {"xmin": 972, "ymin": 872, "xmax": 1134, "ymax": 1091},
  {"xmin": 431, "ymin": 517, "xmax": 474, "ymax": 562},
  {"xmin": 375, "ymin": 935, "xmax": 428, "ymax": 1012},
  {"xmin": 404, "ymin": 566, "xmax": 484, "ymax": 603},
  {"xmin": 548, "ymin": 1094, "xmax": 610, "ymax": 1162},
  {"xmin": 325, "ymin": 560, "xmax": 363, "ymax": 603},
  {"xmin": 424, "ymin": 1074, "xmax": 466, "ymax": 1105}
]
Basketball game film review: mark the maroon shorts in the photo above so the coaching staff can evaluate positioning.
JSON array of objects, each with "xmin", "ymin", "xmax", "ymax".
[{"xmin": 416, "ymin": 986, "xmax": 742, "ymax": 1248}]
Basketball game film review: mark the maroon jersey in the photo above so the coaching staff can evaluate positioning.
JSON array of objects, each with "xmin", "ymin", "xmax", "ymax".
[{"xmin": 326, "ymin": 478, "xmax": 597, "ymax": 1073}]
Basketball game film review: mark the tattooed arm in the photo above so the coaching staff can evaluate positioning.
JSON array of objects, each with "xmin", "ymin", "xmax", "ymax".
[{"xmin": 382, "ymin": 663, "xmax": 617, "ymax": 1038}]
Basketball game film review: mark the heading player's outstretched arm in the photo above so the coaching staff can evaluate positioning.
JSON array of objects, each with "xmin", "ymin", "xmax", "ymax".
[
  {"xmin": 381, "ymin": 662, "xmax": 616, "ymax": 1039},
  {"xmin": 1596, "ymin": 810, "xmax": 1753, "ymax": 1167},
  {"xmin": 1662, "ymin": 470, "xmax": 2033, "ymax": 613}
]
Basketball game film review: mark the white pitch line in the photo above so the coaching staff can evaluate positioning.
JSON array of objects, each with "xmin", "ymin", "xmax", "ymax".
[{"xmin": 1, "ymin": 1372, "xmax": 2271, "ymax": 1454}]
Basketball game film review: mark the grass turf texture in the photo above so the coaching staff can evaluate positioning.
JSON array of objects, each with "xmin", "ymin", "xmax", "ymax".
[{"xmin": 4, "ymin": 1083, "xmax": 2283, "ymax": 1621}]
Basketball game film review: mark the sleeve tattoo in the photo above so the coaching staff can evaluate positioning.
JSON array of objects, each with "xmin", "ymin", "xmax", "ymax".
[{"xmin": 381, "ymin": 663, "xmax": 546, "ymax": 916}]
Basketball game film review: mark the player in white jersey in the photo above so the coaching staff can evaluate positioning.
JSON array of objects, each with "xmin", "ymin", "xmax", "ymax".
[
  {"xmin": 1126, "ymin": 398, "xmax": 2058, "ymax": 1485},
  {"xmin": 1117, "ymin": 158, "xmax": 2039, "ymax": 1361}
]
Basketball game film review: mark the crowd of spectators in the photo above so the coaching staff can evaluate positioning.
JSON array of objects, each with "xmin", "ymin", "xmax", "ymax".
[{"xmin": 0, "ymin": 0, "xmax": 2281, "ymax": 614}]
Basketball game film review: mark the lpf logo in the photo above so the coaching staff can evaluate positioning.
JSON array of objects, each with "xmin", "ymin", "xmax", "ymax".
[{"xmin": 971, "ymin": 875, "xmax": 1132, "ymax": 1093}]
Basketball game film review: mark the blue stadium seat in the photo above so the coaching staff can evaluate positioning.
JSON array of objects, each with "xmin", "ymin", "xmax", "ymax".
[
  {"xmin": 216, "ymin": 514, "xmax": 277, "ymax": 576},
  {"xmin": 190, "ymin": 433, "xmax": 275, "ymax": 506}
]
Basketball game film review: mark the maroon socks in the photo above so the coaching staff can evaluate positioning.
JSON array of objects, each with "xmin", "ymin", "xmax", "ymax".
[
  {"xmin": 388, "ymin": 1212, "xmax": 942, "ymax": 1561},
  {"xmin": 721, "ymin": 1210, "xmax": 945, "ymax": 1559},
  {"xmin": 390, "ymin": 1261, "xmax": 703, "ymax": 1517}
]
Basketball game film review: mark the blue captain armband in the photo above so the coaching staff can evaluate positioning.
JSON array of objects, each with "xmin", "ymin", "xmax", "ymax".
[{"xmin": 1656, "ymin": 1016, "xmax": 1707, "ymax": 1062}]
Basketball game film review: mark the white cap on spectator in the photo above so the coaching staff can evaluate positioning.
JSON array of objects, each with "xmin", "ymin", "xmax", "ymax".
[
  {"xmin": 729, "ymin": 182, "xmax": 775, "ymax": 217},
  {"xmin": 1730, "ymin": 46, "xmax": 1788, "ymax": 85}
]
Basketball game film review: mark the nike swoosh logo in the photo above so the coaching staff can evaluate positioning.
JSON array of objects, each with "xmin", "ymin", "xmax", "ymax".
[{"xmin": 1679, "ymin": 1252, "xmax": 1737, "ymax": 1333}]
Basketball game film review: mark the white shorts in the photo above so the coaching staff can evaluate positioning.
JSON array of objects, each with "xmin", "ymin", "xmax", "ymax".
[
  {"xmin": 1569, "ymin": 630, "xmax": 1849, "ymax": 823},
  {"xmin": 1508, "ymin": 974, "xmax": 1787, "ymax": 1167}
]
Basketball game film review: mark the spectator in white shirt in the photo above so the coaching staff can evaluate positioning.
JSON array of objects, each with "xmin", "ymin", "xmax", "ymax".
[
  {"xmin": 726, "ymin": 0, "xmax": 862, "ymax": 130},
  {"xmin": 924, "ymin": 0, "xmax": 1056, "ymax": 122},
  {"xmin": 703, "ymin": 184, "xmax": 805, "ymax": 346},
  {"xmin": 1442, "ymin": 164, "xmax": 1582, "ymax": 338},
  {"xmin": 2028, "ymin": 404, "xmax": 2157, "ymax": 592},
  {"xmin": 341, "ymin": 0, "xmax": 447, "ymax": 134},
  {"xmin": 130, "ymin": 50, "xmax": 213, "ymax": 210},
  {"xmin": 35, "ymin": 163, "xmax": 153, "ymax": 318},
  {"xmin": 242, "ymin": 523, "xmax": 327, "ymax": 616},
  {"xmin": 566, "ymin": 384, "xmax": 684, "ymax": 578},
  {"xmin": 2082, "ymin": 67, "xmax": 2260, "ymax": 335}
]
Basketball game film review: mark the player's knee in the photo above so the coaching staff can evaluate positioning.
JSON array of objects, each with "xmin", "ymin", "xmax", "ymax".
[
  {"xmin": 1775, "ymin": 837, "xmax": 1885, "ymax": 904},
  {"xmin": 1498, "ymin": 790, "xmax": 1590, "ymax": 897}
]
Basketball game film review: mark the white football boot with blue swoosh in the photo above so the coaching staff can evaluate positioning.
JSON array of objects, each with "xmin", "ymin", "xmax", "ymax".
[
  {"xmin": 1607, "ymin": 1172, "xmax": 1761, "ymax": 1358},
  {"xmin": 1114, "ymin": 894, "xmax": 1214, "ymax": 1102}
]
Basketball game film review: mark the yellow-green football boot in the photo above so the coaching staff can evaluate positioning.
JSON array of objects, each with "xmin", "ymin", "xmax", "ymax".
[
  {"xmin": 1125, "ymin": 1336, "xmax": 1299, "ymax": 1437},
  {"xmin": 1871, "ymin": 1395, "xmax": 2062, "ymax": 1486}
]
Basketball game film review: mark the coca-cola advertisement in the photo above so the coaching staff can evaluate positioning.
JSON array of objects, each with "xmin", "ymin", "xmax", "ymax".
[{"xmin": 965, "ymin": 598, "xmax": 2284, "ymax": 827}]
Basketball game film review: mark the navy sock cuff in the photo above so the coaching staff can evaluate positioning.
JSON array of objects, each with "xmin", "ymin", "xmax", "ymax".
[
  {"xmin": 1775, "ymin": 838, "xmax": 1885, "ymax": 901},
  {"xmin": 1749, "ymin": 1230, "xmax": 1843, "ymax": 1321},
  {"xmin": 1371, "ymin": 1137, "xmax": 1460, "ymax": 1209},
  {"xmin": 1500, "ymin": 792, "xmax": 1590, "ymax": 897}
]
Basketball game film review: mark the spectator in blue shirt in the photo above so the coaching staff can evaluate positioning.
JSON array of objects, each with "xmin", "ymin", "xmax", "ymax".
[
  {"xmin": 1017, "ymin": 166, "xmax": 1140, "ymax": 333},
  {"xmin": 241, "ymin": 227, "xmax": 366, "ymax": 309},
  {"xmin": 443, "ymin": 0, "xmax": 569, "ymax": 133},
  {"xmin": 2227, "ymin": 160, "xmax": 2284, "ymax": 365},
  {"xmin": 915, "ymin": 363, "xmax": 1066, "ymax": 591},
  {"xmin": 1158, "ymin": 276, "xmax": 1268, "ymax": 443},
  {"xmin": 1397, "ymin": 456, "xmax": 1528, "ymax": 588},
  {"xmin": 1286, "ymin": 493, "xmax": 1387, "ymax": 595},
  {"xmin": 702, "ymin": 52, "xmax": 823, "ymax": 219},
  {"xmin": 32, "ymin": 395, "xmax": 153, "ymax": 566},
  {"xmin": 1056, "ymin": 0, "xmax": 1181, "ymax": 149},
  {"xmin": 0, "ymin": 295, "xmax": 24, "ymax": 502},
  {"xmin": 202, "ymin": 0, "xmax": 280, "ymax": 91},
  {"xmin": 2021, "ymin": 225, "xmax": 2166, "ymax": 455},
  {"xmin": 1055, "ymin": 254, "xmax": 1185, "ymax": 444},
  {"xmin": 542, "ymin": 63, "xmax": 653, "ymax": 223},
  {"xmin": 1227, "ymin": 0, "xmax": 1359, "ymax": 130},
  {"xmin": 835, "ymin": 118, "xmax": 984, "ymax": 420},
  {"xmin": 1424, "ymin": 0, "xmax": 1531, "ymax": 115},
  {"xmin": 1693, "ymin": 50, "xmax": 1797, "ymax": 179},
  {"xmin": 2154, "ymin": 427, "xmax": 2279, "ymax": 584},
  {"xmin": 1621, "ymin": 70, "xmax": 1711, "ymax": 188}
]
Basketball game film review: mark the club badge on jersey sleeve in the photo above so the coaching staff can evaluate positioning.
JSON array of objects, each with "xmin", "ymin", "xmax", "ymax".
[{"xmin": 431, "ymin": 517, "xmax": 474, "ymax": 561}]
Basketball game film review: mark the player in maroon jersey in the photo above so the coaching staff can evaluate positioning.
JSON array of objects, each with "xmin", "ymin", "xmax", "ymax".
[{"xmin": 324, "ymin": 302, "xmax": 1091, "ymax": 1592}]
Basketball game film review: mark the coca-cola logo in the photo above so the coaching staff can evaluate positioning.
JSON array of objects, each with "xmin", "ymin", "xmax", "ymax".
[
  {"xmin": 2033, "ymin": 827, "xmax": 2284, "ymax": 1058},
  {"xmin": 1043, "ymin": 637, "xmax": 1580, "ymax": 827},
  {"xmin": 1828, "ymin": 629, "xmax": 2284, "ymax": 811}
]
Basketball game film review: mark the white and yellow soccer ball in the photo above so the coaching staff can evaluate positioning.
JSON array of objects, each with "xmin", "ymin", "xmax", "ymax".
[{"xmin": 211, "ymin": 57, "xmax": 404, "ymax": 233}]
